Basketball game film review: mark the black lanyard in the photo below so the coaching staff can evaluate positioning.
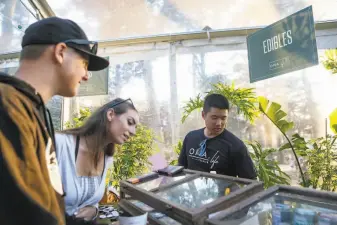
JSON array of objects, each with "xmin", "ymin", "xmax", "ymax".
[{"xmin": 75, "ymin": 136, "xmax": 106, "ymax": 179}]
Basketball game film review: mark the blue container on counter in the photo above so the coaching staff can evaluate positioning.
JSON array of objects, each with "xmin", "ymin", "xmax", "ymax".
[
  {"xmin": 318, "ymin": 213, "xmax": 337, "ymax": 225},
  {"xmin": 293, "ymin": 208, "xmax": 316, "ymax": 225},
  {"xmin": 272, "ymin": 203, "xmax": 292, "ymax": 225}
]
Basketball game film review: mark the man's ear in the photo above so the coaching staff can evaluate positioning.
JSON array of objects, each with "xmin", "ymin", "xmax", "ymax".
[
  {"xmin": 54, "ymin": 43, "xmax": 68, "ymax": 65},
  {"xmin": 202, "ymin": 111, "xmax": 205, "ymax": 119},
  {"xmin": 106, "ymin": 109, "xmax": 115, "ymax": 122}
]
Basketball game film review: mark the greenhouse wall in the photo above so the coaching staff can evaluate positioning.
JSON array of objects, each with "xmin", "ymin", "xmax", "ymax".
[
  {"xmin": 68, "ymin": 26, "xmax": 337, "ymax": 147},
  {"xmin": 1, "ymin": 26, "xmax": 337, "ymax": 144},
  {"xmin": 1, "ymin": 21, "xmax": 337, "ymax": 184}
]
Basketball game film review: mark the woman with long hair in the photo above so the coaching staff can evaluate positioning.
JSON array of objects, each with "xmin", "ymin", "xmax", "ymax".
[{"xmin": 55, "ymin": 98, "xmax": 139, "ymax": 221}]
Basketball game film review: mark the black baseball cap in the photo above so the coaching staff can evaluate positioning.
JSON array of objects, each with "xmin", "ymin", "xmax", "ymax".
[{"xmin": 21, "ymin": 17, "xmax": 109, "ymax": 71}]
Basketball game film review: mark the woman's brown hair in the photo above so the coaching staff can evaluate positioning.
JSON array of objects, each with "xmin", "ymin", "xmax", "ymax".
[{"xmin": 60, "ymin": 98, "xmax": 137, "ymax": 168}]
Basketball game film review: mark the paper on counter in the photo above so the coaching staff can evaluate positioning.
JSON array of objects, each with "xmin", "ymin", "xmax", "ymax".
[{"xmin": 118, "ymin": 213, "xmax": 148, "ymax": 225}]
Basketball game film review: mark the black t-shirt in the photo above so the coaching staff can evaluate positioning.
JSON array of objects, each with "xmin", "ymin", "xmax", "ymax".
[{"xmin": 178, "ymin": 128, "xmax": 257, "ymax": 179}]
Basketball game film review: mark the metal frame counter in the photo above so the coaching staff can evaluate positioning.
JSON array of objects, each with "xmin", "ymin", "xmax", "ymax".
[{"xmin": 119, "ymin": 169, "xmax": 263, "ymax": 225}]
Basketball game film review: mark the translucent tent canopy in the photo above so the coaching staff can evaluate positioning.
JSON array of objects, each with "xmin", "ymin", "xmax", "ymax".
[
  {"xmin": 1, "ymin": 0, "xmax": 337, "ymax": 139},
  {"xmin": 1, "ymin": 0, "xmax": 337, "ymax": 53},
  {"xmin": 47, "ymin": 0, "xmax": 337, "ymax": 40},
  {"xmin": 1, "ymin": 0, "xmax": 337, "ymax": 184}
]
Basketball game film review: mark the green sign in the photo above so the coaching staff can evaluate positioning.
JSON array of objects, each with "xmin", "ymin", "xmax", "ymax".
[{"xmin": 247, "ymin": 6, "xmax": 318, "ymax": 83}]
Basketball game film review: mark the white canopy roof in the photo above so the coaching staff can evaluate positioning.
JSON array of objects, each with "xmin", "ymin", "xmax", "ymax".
[{"xmin": 1, "ymin": 0, "xmax": 337, "ymax": 54}]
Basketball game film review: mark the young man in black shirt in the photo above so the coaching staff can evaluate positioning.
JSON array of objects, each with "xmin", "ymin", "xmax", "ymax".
[{"xmin": 178, "ymin": 94, "xmax": 257, "ymax": 179}]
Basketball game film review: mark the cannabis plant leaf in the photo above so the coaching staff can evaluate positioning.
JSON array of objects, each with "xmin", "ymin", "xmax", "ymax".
[
  {"xmin": 329, "ymin": 108, "xmax": 337, "ymax": 134},
  {"xmin": 258, "ymin": 96, "xmax": 294, "ymax": 134}
]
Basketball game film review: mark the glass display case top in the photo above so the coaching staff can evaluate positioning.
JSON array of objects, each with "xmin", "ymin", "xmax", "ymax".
[
  {"xmin": 156, "ymin": 176, "xmax": 244, "ymax": 209},
  {"xmin": 136, "ymin": 174, "xmax": 189, "ymax": 191},
  {"xmin": 213, "ymin": 192, "xmax": 337, "ymax": 225},
  {"xmin": 128, "ymin": 200, "xmax": 182, "ymax": 225}
]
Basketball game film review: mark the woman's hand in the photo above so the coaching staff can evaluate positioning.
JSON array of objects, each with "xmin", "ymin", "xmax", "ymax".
[{"xmin": 75, "ymin": 206, "xmax": 98, "ymax": 221}]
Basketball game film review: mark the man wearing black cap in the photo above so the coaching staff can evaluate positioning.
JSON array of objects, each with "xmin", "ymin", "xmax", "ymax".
[{"xmin": 0, "ymin": 17, "xmax": 109, "ymax": 225}]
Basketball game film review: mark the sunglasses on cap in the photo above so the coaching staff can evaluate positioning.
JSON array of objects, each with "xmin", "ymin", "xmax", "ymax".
[
  {"xmin": 109, "ymin": 98, "xmax": 134, "ymax": 109},
  {"xmin": 63, "ymin": 39, "xmax": 98, "ymax": 55}
]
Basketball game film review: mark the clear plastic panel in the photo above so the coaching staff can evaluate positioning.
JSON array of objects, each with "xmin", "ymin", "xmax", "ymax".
[
  {"xmin": 156, "ymin": 176, "xmax": 244, "ymax": 208},
  {"xmin": 128, "ymin": 200, "xmax": 183, "ymax": 225},
  {"xmin": 136, "ymin": 174, "xmax": 188, "ymax": 191},
  {"xmin": 0, "ymin": 0, "xmax": 37, "ymax": 53},
  {"xmin": 216, "ymin": 192, "xmax": 337, "ymax": 225}
]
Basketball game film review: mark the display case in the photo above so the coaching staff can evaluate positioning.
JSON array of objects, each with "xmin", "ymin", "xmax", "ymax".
[
  {"xmin": 119, "ymin": 199, "xmax": 183, "ymax": 225},
  {"xmin": 119, "ymin": 169, "xmax": 263, "ymax": 225},
  {"xmin": 206, "ymin": 185, "xmax": 337, "ymax": 225}
]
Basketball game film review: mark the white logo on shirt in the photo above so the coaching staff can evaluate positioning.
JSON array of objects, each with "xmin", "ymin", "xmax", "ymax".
[
  {"xmin": 45, "ymin": 138, "xmax": 64, "ymax": 195},
  {"xmin": 209, "ymin": 151, "xmax": 220, "ymax": 169},
  {"xmin": 188, "ymin": 148, "xmax": 220, "ymax": 169}
]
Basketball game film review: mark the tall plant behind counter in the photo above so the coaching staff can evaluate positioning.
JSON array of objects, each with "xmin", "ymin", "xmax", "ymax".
[
  {"xmin": 181, "ymin": 83, "xmax": 293, "ymax": 188},
  {"xmin": 181, "ymin": 81, "xmax": 337, "ymax": 190},
  {"xmin": 285, "ymin": 109, "xmax": 337, "ymax": 192}
]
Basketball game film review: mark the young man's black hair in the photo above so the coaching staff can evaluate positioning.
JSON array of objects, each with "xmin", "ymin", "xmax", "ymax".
[
  {"xmin": 0, "ymin": 17, "xmax": 109, "ymax": 225},
  {"xmin": 203, "ymin": 94, "xmax": 229, "ymax": 113},
  {"xmin": 178, "ymin": 93, "xmax": 256, "ymax": 180}
]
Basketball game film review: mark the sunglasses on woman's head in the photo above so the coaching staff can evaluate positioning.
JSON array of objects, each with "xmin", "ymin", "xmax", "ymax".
[{"xmin": 109, "ymin": 98, "xmax": 134, "ymax": 109}]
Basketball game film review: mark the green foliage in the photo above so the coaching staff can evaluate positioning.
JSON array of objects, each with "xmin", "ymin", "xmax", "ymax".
[
  {"xmin": 169, "ymin": 140, "xmax": 183, "ymax": 165},
  {"xmin": 291, "ymin": 134, "xmax": 337, "ymax": 191},
  {"xmin": 65, "ymin": 108, "xmax": 156, "ymax": 190},
  {"xmin": 181, "ymin": 86, "xmax": 337, "ymax": 189},
  {"xmin": 108, "ymin": 124, "xmax": 157, "ymax": 189},
  {"xmin": 64, "ymin": 108, "xmax": 92, "ymax": 129},
  {"xmin": 258, "ymin": 96, "xmax": 307, "ymax": 187},
  {"xmin": 247, "ymin": 141, "xmax": 290, "ymax": 189},
  {"xmin": 322, "ymin": 49, "xmax": 337, "ymax": 74},
  {"xmin": 258, "ymin": 96, "xmax": 294, "ymax": 133},
  {"xmin": 329, "ymin": 108, "xmax": 337, "ymax": 134},
  {"xmin": 181, "ymin": 94, "xmax": 204, "ymax": 123},
  {"xmin": 208, "ymin": 82, "xmax": 260, "ymax": 123},
  {"xmin": 181, "ymin": 82, "xmax": 259, "ymax": 124}
]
